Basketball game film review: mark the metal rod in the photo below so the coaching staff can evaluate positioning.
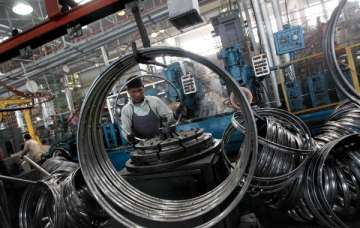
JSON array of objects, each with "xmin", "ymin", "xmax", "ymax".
[
  {"xmin": 23, "ymin": 155, "xmax": 51, "ymax": 177},
  {"xmin": 0, "ymin": 174, "xmax": 37, "ymax": 185},
  {"xmin": 130, "ymin": 3, "xmax": 151, "ymax": 48}
]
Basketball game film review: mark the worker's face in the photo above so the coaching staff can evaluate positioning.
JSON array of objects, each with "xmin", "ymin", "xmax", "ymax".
[{"xmin": 128, "ymin": 86, "xmax": 145, "ymax": 104}]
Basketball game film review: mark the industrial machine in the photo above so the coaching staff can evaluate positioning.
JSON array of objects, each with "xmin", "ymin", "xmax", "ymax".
[
  {"xmin": 2, "ymin": 0, "xmax": 360, "ymax": 228},
  {"xmin": 211, "ymin": 12, "xmax": 254, "ymax": 89}
]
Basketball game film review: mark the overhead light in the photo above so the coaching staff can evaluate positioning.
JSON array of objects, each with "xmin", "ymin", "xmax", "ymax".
[
  {"xmin": 82, "ymin": 25, "xmax": 88, "ymax": 29},
  {"xmin": 221, "ymin": 8, "xmax": 228, "ymax": 13},
  {"xmin": 117, "ymin": 10, "xmax": 126, "ymax": 16},
  {"xmin": 151, "ymin": 32, "xmax": 159, "ymax": 38},
  {"xmin": 12, "ymin": 2, "xmax": 33, "ymax": 15},
  {"xmin": 159, "ymin": 29, "xmax": 165, "ymax": 33},
  {"xmin": 62, "ymin": 65, "xmax": 70, "ymax": 73},
  {"xmin": 75, "ymin": 0, "xmax": 92, "ymax": 4},
  {"xmin": 0, "ymin": 36, "xmax": 9, "ymax": 42}
]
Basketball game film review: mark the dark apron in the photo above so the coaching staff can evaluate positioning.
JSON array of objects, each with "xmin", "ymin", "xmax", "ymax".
[{"xmin": 131, "ymin": 101, "xmax": 161, "ymax": 139}]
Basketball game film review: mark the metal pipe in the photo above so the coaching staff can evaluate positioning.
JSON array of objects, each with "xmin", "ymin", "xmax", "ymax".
[
  {"xmin": 259, "ymin": 0, "xmax": 281, "ymax": 71},
  {"xmin": 23, "ymin": 155, "xmax": 51, "ymax": 177},
  {"xmin": 250, "ymin": 0, "xmax": 281, "ymax": 107},
  {"xmin": 0, "ymin": 175, "xmax": 37, "ymax": 185},
  {"xmin": 241, "ymin": 0, "xmax": 259, "ymax": 54}
]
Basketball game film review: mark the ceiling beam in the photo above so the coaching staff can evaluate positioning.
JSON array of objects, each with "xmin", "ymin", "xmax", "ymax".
[{"xmin": 0, "ymin": 0, "xmax": 133, "ymax": 63}]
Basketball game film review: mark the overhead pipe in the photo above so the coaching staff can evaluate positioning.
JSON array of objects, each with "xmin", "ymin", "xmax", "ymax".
[{"xmin": 250, "ymin": 0, "xmax": 281, "ymax": 107}]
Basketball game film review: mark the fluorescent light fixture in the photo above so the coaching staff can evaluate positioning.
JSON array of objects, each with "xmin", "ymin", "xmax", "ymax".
[
  {"xmin": 12, "ymin": 2, "xmax": 33, "ymax": 15},
  {"xmin": 75, "ymin": 0, "xmax": 92, "ymax": 4},
  {"xmin": 117, "ymin": 10, "xmax": 126, "ymax": 16},
  {"xmin": 82, "ymin": 25, "xmax": 88, "ymax": 29},
  {"xmin": 0, "ymin": 36, "xmax": 9, "ymax": 42}
]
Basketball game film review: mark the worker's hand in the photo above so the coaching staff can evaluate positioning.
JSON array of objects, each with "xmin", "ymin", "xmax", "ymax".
[
  {"xmin": 127, "ymin": 134, "xmax": 137, "ymax": 145},
  {"xmin": 175, "ymin": 103, "xmax": 186, "ymax": 119}
]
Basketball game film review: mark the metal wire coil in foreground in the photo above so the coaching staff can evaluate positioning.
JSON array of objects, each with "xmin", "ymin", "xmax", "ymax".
[
  {"xmin": 228, "ymin": 108, "xmax": 313, "ymax": 193},
  {"xmin": 324, "ymin": 0, "xmax": 360, "ymax": 106},
  {"xmin": 77, "ymin": 47, "xmax": 258, "ymax": 227},
  {"xmin": 19, "ymin": 175, "xmax": 66, "ymax": 228}
]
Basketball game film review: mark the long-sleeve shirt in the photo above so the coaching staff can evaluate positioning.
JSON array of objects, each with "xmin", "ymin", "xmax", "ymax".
[{"xmin": 120, "ymin": 96, "xmax": 174, "ymax": 138}]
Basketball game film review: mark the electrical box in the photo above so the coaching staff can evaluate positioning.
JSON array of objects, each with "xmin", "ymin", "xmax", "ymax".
[
  {"xmin": 252, "ymin": 54, "xmax": 270, "ymax": 77},
  {"xmin": 274, "ymin": 26, "xmax": 305, "ymax": 55},
  {"xmin": 168, "ymin": 0, "xmax": 203, "ymax": 29}
]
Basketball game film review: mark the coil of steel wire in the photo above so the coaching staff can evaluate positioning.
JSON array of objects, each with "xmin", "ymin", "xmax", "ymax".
[
  {"xmin": 126, "ymin": 128, "xmax": 221, "ymax": 174},
  {"xmin": 77, "ymin": 47, "xmax": 258, "ymax": 227},
  {"xmin": 227, "ymin": 108, "xmax": 313, "ymax": 196},
  {"xmin": 324, "ymin": 0, "xmax": 360, "ymax": 106},
  {"xmin": 0, "ymin": 180, "xmax": 11, "ymax": 228},
  {"xmin": 62, "ymin": 168, "xmax": 109, "ymax": 227},
  {"xmin": 288, "ymin": 134, "xmax": 360, "ymax": 228},
  {"xmin": 315, "ymin": 101, "xmax": 360, "ymax": 146},
  {"xmin": 19, "ymin": 174, "xmax": 66, "ymax": 228},
  {"xmin": 19, "ymin": 158, "xmax": 109, "ymax": 228}
]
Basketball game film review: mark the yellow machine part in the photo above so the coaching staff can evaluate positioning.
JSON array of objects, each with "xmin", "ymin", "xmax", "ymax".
[{"xmin": 0, "ymin": 97, "xmax": 41, "ymax": 143}]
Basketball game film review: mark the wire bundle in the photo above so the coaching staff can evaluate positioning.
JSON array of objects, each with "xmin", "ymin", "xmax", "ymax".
[
  {"xmin": 229, "ymin": 108, "xmax": 313, "ymax": 195},
  {"xmin": 315, "ymin": 101, "xmax": 360, "ymax": 146},
  {"xmin": 19, "ymin": 158, "xmax": 108, "ymax": 228},
  {"xmin": 77, "ymin": 47, "xmax": 258, "ymax": 227},
  {"xmin": 19, "ymin": 174, "xmax": 66, "ymax": 228},
  {"xmin": 225, "ymin": 104, "xmax": 360, "ymax": 228},
  {"xmin": 62, "ymin": 169, "xmax": 109, "ymax": 228},
  {"xmin": 0, "ymin": 180, "xmax": 11, "ymax": 228},
  {"xmin": 288, "ymin": 134, "xmax": 360, "ymax": 228}
]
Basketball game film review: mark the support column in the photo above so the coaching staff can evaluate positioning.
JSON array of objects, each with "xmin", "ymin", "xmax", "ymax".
[
  {"xmin": 250, "ymin": 0, "xmax": 281, "ymax": 107},
  {"xmin": 63, "ymin": 75, "xmax": 75, "ymax": 114}
]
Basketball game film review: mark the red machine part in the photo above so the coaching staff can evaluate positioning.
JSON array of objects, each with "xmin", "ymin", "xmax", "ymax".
[{"xmin": 0, "ymin": 0, "xmax": 130, "ymax": 63}]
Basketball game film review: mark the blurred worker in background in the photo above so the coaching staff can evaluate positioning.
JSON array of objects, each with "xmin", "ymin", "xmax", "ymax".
[
  {"xmin": 229, "ymin": 87, "xmax": 253, "ymax": 111},
  {"xmin": 20, "ymin": 134, "xmax": 49, "ymax": 163},
  {"xmin": 0, "ymin": 148, "xmax": 7, "ymax": 175},
  {"xmin": 121, "ymin": 76, "xmax": 175, "ymax": 143}
]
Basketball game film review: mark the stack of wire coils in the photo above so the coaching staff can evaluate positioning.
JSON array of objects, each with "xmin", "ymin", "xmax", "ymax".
[
  {"xmin": 126, "ymin": 128, "xmax": 221, "ymax": 173},
  {"xmin": 225, "ymin": 103, "xmax": 360, "ymax": 228},
  {"xmin": 226, "ymin": 108, "xmax": 314, "ymax": 208},
  {"xmin": 289, "ymin": 134, "xmax": 360, "ymax": 228},
  {"xmin": 19, "ymin": 158, "xmax": 109, "ymax": 228}
]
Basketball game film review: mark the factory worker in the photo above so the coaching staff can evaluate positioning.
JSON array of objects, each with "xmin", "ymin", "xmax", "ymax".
[
  {"xmin": 121, "ymin": 76, "xmax": 175, "ymax": 143},
  {"xmin": 20, "ymin": 134, "xmax": 49, "ymax": 163},
  {"xmin": 230, "ymin": 87, "xmax": 254, "ymax": 110}
]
